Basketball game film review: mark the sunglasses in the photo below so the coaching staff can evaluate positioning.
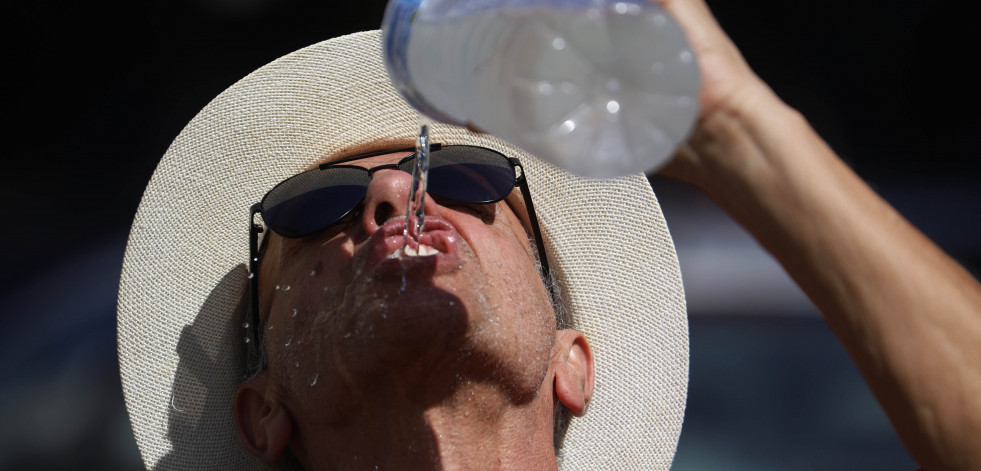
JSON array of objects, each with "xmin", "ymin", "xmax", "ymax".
[{"xmin": 244, "ymin": 144, "xmax": 551, "ymax": 374}]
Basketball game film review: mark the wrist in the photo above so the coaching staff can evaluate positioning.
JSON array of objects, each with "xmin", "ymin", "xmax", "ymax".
[{"xmin": 682, "ymin": 81, "xmax": 809, "ymax": 202}]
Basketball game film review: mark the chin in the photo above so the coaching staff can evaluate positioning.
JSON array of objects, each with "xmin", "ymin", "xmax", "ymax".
[{"xmin": 333, "ymin": 285, "xmax": 472, "ymax": 369}]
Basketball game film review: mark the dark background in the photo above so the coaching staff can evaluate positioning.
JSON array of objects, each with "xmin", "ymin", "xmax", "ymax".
[{"xmin": 3, "ymin": 0, "xmax": 977, "ymax": 469}]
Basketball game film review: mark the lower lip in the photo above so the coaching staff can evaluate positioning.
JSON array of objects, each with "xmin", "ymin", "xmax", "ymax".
[{"xmin": 371, "ymin": 248, "xmax": 463, "ymax": 280}]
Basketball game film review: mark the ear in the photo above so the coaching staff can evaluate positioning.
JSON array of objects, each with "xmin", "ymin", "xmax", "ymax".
[
  {"xmin": 234, "ymin": 375, "xmax": 293, "ymax": 462},
  {"xmin": 552, "ymin": 329, "xmax": 594, "ymax": 417}
]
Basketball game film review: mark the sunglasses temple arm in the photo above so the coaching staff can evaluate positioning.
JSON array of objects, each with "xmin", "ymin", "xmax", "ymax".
[
  {"xmin": 246, "ymin": 204, "xmax": 263, "ymax": 374},
  {"xmin": 514, "ymin": 163, "xmax": 552, "ymax": 286}
]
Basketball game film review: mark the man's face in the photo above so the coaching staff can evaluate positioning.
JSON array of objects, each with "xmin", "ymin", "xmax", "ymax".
[{"xmin": 255, "ymin": 151, "xmax": 557, "ymax": 423}]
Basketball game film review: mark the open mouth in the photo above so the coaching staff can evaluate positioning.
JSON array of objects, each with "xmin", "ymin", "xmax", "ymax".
[
  {"xmin": 361, "ymin": 218, "xmax": 461, "ymax": 274},
  {"xmin": 398, "ymin": 221, "xmax": 454, "ymax": 257}
]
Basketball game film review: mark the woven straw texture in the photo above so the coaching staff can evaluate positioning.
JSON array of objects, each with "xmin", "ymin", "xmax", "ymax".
[{"xmin": 117, "ymin": 30, "xmax": 688, "ymax": 470}]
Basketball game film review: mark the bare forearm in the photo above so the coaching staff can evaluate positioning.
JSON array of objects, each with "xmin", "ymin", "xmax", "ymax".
[{"xmin": 683, "ymin": 85, "xmax": 981, "ymax": 470}]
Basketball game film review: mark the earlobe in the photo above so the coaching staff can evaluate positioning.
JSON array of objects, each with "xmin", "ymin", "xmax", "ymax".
[
  {"xmin": 552, "ymin": 330, "xmax": 595, "ymax": 417},
  {"xmin": 234, "ymin": 375, "xmax": 293, "ymax": 462}
]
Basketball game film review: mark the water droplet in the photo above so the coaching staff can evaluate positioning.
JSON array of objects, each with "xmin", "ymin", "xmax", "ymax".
[
  {"xmin": 309, "ymin": 374, "xmax": 319, "ymax": 387},
  {"xmin": 244, "ymin": 337, "xmax": 251, "ymax": 343},
  {"xmin": 282, "ymin": 285, "xmax": 291, "ymax": 291},
  {"xmin": 559, "ymin": 120, "xmax": 576, "ymax": 135},
  {"xmin": 309, "ymin": 269, "xmax": 317, "ymax": 276},
  {"xmin": 449, "ymin": 300, "xmax": 456, "ymax": 307},
  {"xmin": 267, "ymin": 324, "xmax": 274, "ymax": 331},
  {"xmin": 285, "ymin": 338, "xmax": 292, "ymax": 347},
  {"xmin": 538, "ymin": 82, "xmax": 554, "ymax": 95},
  {"xmin": 614, "ymin": 2, "xmax": 628, "ymax": 14},
  {"xmin": 242, "ymin": 322, "xmax": 250, "ymax": 329},
  {"xmin": 295, "ymin": 361, "xmax": 300, "ymax": 368},
  {"xmin": 247, "ymin": 273, "xmax": 255, "ymax": 279},
  {"xmin": 275, "ymin": 285, "xmax": 281, "ymax": 291},
  {"xmin": 253, "ymin": 257, "xmax": 259, "ymax": 262},
  {"xmin": 680, "ymin": 50, "xmax": 693, "ymax": 64},
  {"xmin": 552, "ymin": 37, "xmax": 566, "ymax": 50},
  {"xmin": 606, "ymin": 100, "xmax": 621, "ymax": 113},
  {"xmin": 291, "ymin": 308, "xmax": 298, "ymax": 317},
  {"xmin": 344, "ymin": 332, "xmax": 353, "ymax": 339}
]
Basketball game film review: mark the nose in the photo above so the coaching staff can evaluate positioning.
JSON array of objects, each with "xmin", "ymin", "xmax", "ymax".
[{"xmin": 359, "ymin": 168, "xmax": 442, "ymax": 235}]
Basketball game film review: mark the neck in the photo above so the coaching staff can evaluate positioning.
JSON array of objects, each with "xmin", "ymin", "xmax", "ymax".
[{"xmin": 293, "ymin": 377, "xmax": 558, "ymax": 470}]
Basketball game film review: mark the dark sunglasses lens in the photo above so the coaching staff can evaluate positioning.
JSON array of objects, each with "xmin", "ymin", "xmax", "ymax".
[
  {"xmin": 261, "ymin": 167, "xmax": 370, "ymax": 237},
  {"xmin": 424, "ymin": 147, "xmax": 515, "ymax": 203}
]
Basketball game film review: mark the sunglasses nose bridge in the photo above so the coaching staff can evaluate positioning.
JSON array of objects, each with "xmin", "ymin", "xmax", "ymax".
[{"xmin": 365, "ymin": 162, "xmax": 402, "ymax": 176}]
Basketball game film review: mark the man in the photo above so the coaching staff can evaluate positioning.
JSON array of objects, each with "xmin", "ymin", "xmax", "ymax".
[
  {"xmin": 119, "ymin": 29, "xmax": 688, "ymax": 470},
  {"xmin": 119, "ymin": 0, "xmax": 981, "ymax": 469}
]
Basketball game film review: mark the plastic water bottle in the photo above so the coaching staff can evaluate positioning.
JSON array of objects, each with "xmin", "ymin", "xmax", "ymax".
[{"xmin": 382, "ymin": 0, "xmax": 701, "ymax": 178}]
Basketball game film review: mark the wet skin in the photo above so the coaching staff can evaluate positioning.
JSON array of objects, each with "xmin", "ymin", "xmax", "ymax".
[{"xmin": 248, "ymin": 151, "xmax": 564, "ymax": 467}]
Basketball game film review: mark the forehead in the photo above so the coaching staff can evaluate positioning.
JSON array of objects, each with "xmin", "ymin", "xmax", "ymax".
[{"xmin": 304, "ymin": 150, "xmax": 414, "ymax": 171}]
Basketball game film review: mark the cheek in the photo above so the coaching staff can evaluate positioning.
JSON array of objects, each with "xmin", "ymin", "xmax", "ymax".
[
  {"xmin": 482, "ymin": 204, "xmax": 540, "ymax": 276},
  {"xmin": 478, "ymin": 206, "xmax": 554, "ymax": 322},
  {"xmin": 260, "ymin": 238, "xmax": 356, "ymax": 377},
  {"xmin": 271, "ymin": 237, "xmax": 356, "ymax": 308},
  {"xmin": 261, "ymin": 280, "xmax": 356, "ymax": 401}
]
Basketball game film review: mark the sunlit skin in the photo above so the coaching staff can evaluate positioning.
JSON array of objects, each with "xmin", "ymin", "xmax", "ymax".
[{"xmin": 235, "ymin": 152, "xmax": 594, "ymax": 470}]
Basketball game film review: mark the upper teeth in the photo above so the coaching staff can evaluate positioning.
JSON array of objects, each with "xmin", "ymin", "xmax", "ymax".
[{"xmin": 404, "ymin": 244, "xmax": 439, "ymax": 257}]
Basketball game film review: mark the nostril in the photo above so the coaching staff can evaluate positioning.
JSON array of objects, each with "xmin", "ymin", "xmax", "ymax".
[{"xmin": 374, "ymin": 202, "xmax": 394, "ymax": 227}]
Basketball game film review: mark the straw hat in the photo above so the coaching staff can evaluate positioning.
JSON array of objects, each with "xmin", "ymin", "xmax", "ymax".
[{"xmin": 117, "ymin": 30, "xmax": 688, "ymax": 470}]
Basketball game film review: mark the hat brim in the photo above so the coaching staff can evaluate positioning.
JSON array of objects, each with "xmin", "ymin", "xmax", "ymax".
[{"xmin": 117, "ymin": 30, "xmax": 688, "ymax": 470}]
